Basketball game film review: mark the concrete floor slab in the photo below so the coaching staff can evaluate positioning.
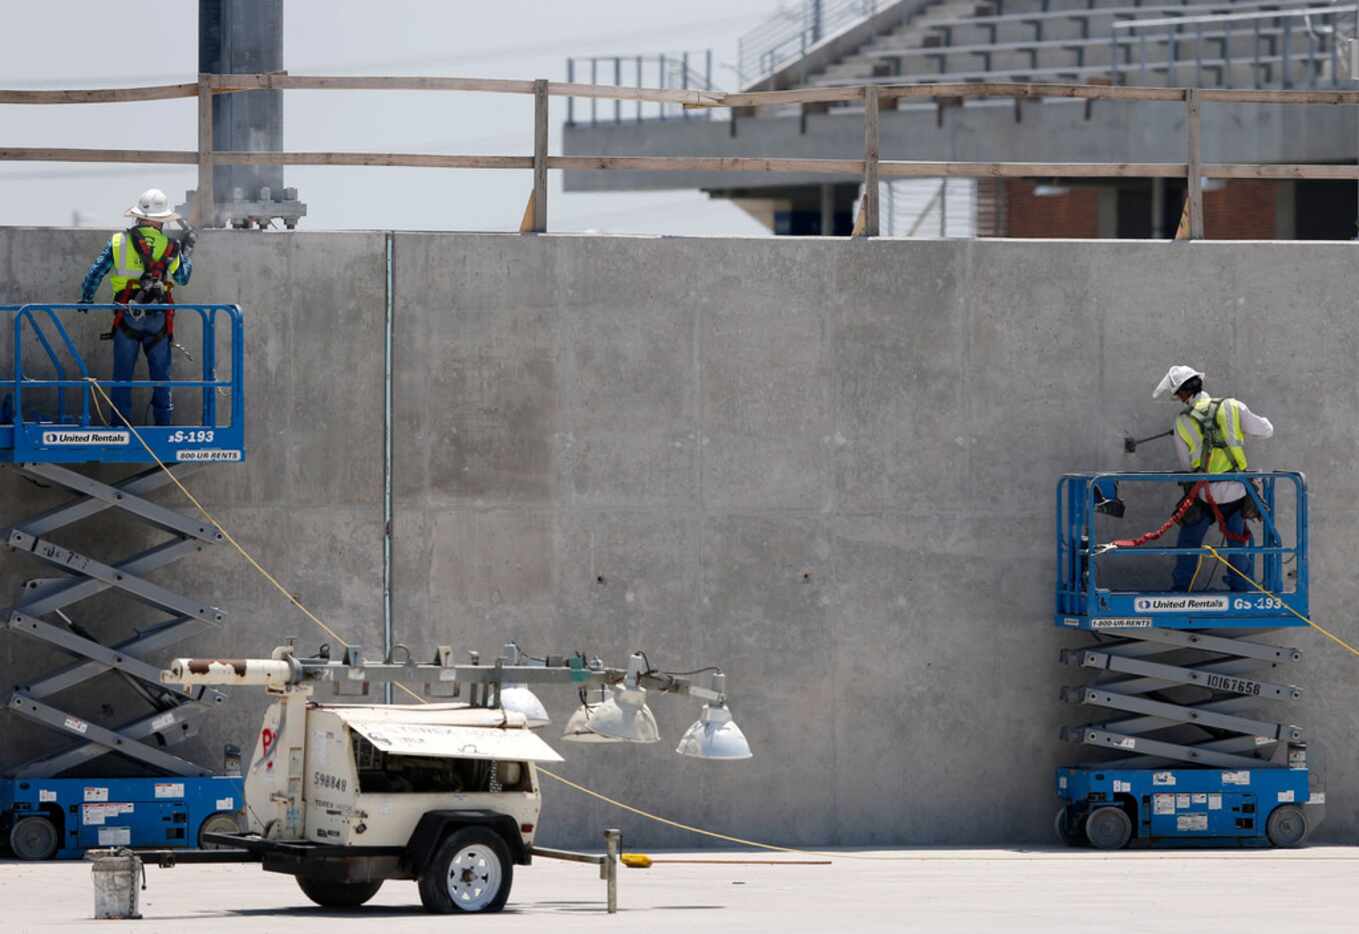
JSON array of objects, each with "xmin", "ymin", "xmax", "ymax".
[{"xmin": 5, "ymin": 847, "xmax": 1359, "ymax": 933}]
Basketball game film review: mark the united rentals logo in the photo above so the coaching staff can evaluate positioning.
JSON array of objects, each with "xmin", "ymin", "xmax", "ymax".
[
  {"xmin": 1133, "ymin": 596, "xmax": 1229, "ymax": 613},
  {"xmin": 41, "ymin": 430, "xmax": 129, "ymax": 446}
]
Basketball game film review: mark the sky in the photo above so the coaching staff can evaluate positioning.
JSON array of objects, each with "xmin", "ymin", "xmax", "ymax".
[{"xmin": 0, "ymin": 0, "xmax": 778, "ymax": 235}]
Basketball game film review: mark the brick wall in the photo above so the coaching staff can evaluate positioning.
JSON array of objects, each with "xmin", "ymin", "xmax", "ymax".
[
  {"xmin": 1004, "ymin": 180, "xmax": 1099, "ymax": 238},
  {"xmin": 1204, "ymin": 180, "xmax": 1276, "ymax": 239}
]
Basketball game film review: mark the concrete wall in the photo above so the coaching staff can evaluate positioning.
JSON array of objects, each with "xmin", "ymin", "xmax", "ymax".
[{"xmin": 2, "ymin": 230, "xmax": 1357, "ymax": 849}]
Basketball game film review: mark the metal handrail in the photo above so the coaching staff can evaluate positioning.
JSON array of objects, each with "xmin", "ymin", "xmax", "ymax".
[
  {"xmin": 1108, "ymin": 2, "xmax": 1357, "ymax": 88},
  {"xmin": 1, "ymin": 304, "xmax": 243, "ymax": 432},
  {"xmin": 739, "ymin": 0, "xmax": 888, "ymax": 86},
  {"xmin": 565, "ymin": 51, "xmax": 716, "ymax": 126}
]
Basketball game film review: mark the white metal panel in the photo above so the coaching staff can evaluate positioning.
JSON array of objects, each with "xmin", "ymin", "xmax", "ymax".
[{"xmin": 332, "ymin": 708, "xmax": 564, "ymax": 763}]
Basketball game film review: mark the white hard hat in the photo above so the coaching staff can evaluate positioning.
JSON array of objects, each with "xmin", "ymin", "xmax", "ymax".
[
  {"xmin": 125, "ymin": 188, "xmax": 179, "ymax": 222},
  {"xmin": 1153, "ymin": 365, "xmax": 1205, "ymax": 399}
]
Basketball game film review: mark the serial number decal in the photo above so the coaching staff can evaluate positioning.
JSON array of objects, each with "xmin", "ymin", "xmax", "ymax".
[
  {"xmin": 167, "ymin": 429, "xmax": 215, "ymax": 444},
  {"xmin": 313, "ymin": 771, "xmax": 347, "ymax": 793},
  {"xmin": 1203, "ymin": 674, "xmax": 1263, "ymax": 696}
]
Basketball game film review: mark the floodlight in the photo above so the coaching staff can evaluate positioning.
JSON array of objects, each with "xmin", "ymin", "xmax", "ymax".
[
  {"xmin": 562, "ymin": 684, "xmax": 659, "ymax": 744},
  {"xmin": 500, "ymin": 683, "xmax": 550, "ymax": 728},
  {"xmin": 676, "ymin": 702, "xmax": 752, "ymax": 760}
]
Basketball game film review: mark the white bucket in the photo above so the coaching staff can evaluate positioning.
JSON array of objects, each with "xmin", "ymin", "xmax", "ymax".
[{"xmin": 88, "ymin": 848, "xmax": 144, "ymax": 920}]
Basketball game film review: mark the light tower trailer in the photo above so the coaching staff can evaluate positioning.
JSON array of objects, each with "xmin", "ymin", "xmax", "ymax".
[
  {"xmin": 151, "ymin": 641, "xmax": 751, "ymax": 913},
  {"xmin": 1055, "ymin": 471, "xmax": 1324, "ymax": 849}
]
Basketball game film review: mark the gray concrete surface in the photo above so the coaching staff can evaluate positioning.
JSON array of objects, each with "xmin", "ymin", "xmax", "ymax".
[
  {"xmin": 563, "ymin": 98, "xmax": 1359, "ymax": 191},
  {"xmin": 6, "ymin": 847, "xmax": 1359, "ymax": 932},
  {"xmin": 2, "ymin": 231, "xmax": 1359, "ymax": 851}
]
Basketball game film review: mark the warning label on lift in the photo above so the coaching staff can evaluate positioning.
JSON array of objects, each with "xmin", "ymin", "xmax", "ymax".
[
  {"xmin": 1134, "ymin": 596, "xmax": 1230, "ymax": 612},
  {"xmin": 41, "ymin": 430, "xmax": 129, "ymax": 445}
]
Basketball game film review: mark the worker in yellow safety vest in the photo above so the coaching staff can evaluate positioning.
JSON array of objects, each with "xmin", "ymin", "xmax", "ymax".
[
  {"xmin": 79, "ymin": 188, "xmax": 196, "ymax": 426},
  {"xmin": 1153, "ymin": 365, "xmax": 1274, "ymax": 592}
]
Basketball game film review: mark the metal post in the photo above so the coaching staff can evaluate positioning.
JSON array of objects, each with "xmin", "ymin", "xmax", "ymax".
[
  {"xmin": 532, "ymin": 79, "xmax": 548, "ymax": 233},
  {"xmin": 382, "ymin": 232, "xmax": 394, "ymax": 703},
  {"xmin": 198, "ymin": 0, "xmax": 287, "ymax": 216},
  {"xmin": 604, "ymin": 829, "xmax": 621, "ymax": 914},
  {"xmin": 636, "ymin": 55, "xmax": 643, "ymax": 122},
  {"xmin": 195, "ymin": 75, "xmax": 214, "ymax": 228},
  {"xmin": 590, "ymin": 58, "xmax": 597, "ymax": 125},
  {"xmin": 705, "ymin": 49, "xmax": 713, "ymax": 121},
  {"xmin": 614, "ymin": 58, "xmax": 621, "ymax": 124},
  {"xmin": 1186, "ymin": 87, "xmax": 1204, "ymax": 240},
  {"xmin": 566, "ymin": 58, "xmax": 574, "ymax": 126},
  {"xmin": 1283, "ymin": 18, "xmax": 1293, "ymax": 89},
  {"xmin": 940, "ymin": 179, "xmax": 948, "ymax": 237},
  {"xmin": 860, "ymin": 85, "xmax": 881, "ymax": 237},
  {"xmin": 682, "ymin": 51, "xmax": 690, "ymax": 120},
  {"xmin": 659, "ymin": 53, "xmax": 667, "ymax": 120}
]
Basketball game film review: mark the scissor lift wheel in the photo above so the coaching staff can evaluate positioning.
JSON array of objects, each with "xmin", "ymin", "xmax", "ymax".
[{"xmin": 1085, "ymin": 807, "xmax": 1133, "ymax": 850}]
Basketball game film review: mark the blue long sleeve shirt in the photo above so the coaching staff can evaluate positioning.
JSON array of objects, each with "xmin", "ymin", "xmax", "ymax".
[{"xmin": 80, "ymin": 231, "xmax": 193, "ymax": 303}]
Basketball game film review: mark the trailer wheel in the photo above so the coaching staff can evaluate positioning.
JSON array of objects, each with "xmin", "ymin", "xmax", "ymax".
[
  {"xmin": 296, "ymin": 876, "xmax": 384, "ymax": 909},
  {"xmin": 1266, "ymin": 805, "xmax": 1309, "ymax": 849},
  {"xmin": 1085, "ymin": 806, "xmax": 1132, "ymax": 850},
  {"xmin": 197, "ymin": 811, "xmax": 240, "ymax": 848},
  {"xmin": 10, "ymin": 815, "xmax": 59, "ymax": 861},
  {"xmin": 1054, "ymin": 806, "xmax": 1087, "ymax": 847},
  {"xmin": 418, "ymin": 826, "xmax": 513, "ymax": 914}
]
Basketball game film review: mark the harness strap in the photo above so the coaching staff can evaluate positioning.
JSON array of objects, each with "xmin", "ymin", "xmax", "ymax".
[{"xmin": 1110, "ymin": 479, "xmax": 1250, "ymax": 549}]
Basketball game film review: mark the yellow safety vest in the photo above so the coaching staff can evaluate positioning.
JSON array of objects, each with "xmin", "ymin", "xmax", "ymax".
[
  {"xmin": 1175, "ymin": 396, "xmax": 1247, "ymax": 473},
  {"xmin": 109, "ymin": 226, "xmax": 180, "ymax": 297}
]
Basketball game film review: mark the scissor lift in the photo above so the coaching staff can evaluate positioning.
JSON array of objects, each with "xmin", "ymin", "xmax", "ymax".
[
  {"xmin": 0, "ymin": 304, "xmax": 246, "ymax": 859},
  {"xmin": 1054, "ymin": 471, "xmax": 1324, "ymax": 849}
]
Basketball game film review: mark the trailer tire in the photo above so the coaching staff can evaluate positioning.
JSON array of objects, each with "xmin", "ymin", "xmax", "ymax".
[
  {"xmin": 1085, "ymin": 806, "xmax": 1132, "ymax": 850},
  {"xmin": 10, "ymin": 815, "xmax": 59, "ymax": 861},
  {"xmin": 296, "ymin": 876, "xmax": 384, "ymax": 909},
  {"xmin": 1266, "ymin": 804, "xmax": 1309, "ymax": 848},
  {"xmin": 418, "ymin": 826, "xmax": 513, "ymax": 914}
]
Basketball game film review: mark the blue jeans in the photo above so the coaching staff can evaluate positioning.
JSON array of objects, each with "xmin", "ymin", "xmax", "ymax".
[
  {"xmin": 112, "ymin": 312, "xmax": 173, "ymax": 426},
  {"xmin": 1171, "ymin": 500, "xmax": 1252, "ymax": 591}
]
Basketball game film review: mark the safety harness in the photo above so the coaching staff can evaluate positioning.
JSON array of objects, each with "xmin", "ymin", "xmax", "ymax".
[
  {"xmin": 105, "ymin": 226, "xmax": 177, "ymax": 344},
  {"xmin": 1185, "ymin": 396, "xmax": 1244, "ymax": 474}
]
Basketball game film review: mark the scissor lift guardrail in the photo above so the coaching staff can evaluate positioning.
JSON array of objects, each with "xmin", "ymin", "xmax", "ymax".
[
  {"xmin": 0, "ymin": 303, "xmax": 246, "ymax": 860},
  {"xmin": 1052, "ymin": 471, "xmax": 1322, "ymax": 849}
]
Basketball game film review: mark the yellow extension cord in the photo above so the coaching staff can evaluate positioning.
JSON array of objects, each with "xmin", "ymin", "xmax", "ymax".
[{"xmin": 86, "ymin": 377, "xmax": 1359, "ymax": 862}]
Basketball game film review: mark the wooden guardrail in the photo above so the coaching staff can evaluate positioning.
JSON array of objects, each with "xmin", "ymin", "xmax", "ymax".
[{"xmin": 5, "ymin": 74, "xmax": 1359, "ymax": 238}]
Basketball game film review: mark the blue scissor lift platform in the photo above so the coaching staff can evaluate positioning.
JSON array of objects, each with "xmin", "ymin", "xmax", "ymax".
[
  {"xmin": 0, "ymin": 304, "xmax": 246, "ymax": 859},
  {"xmin": 1054, "ymin": 471, "xmax": 1323, "ymax": 849}
]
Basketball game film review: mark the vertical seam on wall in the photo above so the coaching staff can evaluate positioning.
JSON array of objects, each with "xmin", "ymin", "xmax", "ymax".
[{"xmin": 383, "ymin": 231, "xmax": 395, "ymax": 704}]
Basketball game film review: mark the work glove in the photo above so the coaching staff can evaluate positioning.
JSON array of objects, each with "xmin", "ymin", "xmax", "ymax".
[{"xmin": 76, "ymin": 298, "xmax": 91, "ymax": 311}]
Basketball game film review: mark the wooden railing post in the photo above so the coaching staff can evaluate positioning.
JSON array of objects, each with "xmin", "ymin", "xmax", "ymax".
[
  {"xmin": 532, "ymin": 78, "xmax": 549, "ymax": 232},
  {"xmin": 1186, "ymin": 87, "xmax": 1204, "ymax": 240},
  {"xmin": 858, "ymin": 84, "xmax": 880, "ymax": 237},
  {"xmin": 195, "ymin": 74, "xmax": 214, "ymax": 228}
]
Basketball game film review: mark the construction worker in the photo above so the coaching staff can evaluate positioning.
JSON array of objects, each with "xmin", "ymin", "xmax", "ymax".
[
  {"xmin": 78, "ymin": 188, "xmax": 196, "ymax": 426},
  {"xmin": 1153, "ymin": 365, "xmax": 1274, "ymax": 591}
]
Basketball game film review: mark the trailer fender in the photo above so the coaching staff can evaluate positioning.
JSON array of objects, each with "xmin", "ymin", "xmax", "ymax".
[{"xmin": 403, "ymin": 810, "xmax": 529, "ymax": 870}]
